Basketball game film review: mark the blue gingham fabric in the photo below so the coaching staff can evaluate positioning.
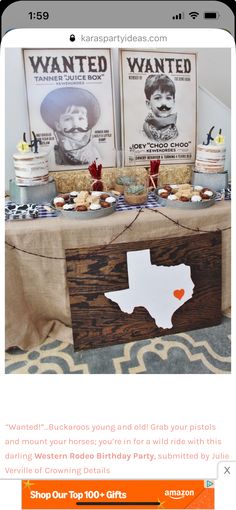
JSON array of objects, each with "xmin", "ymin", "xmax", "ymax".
[
  {"xmin": 5, "ymin": 201, "xmax": 58, "ymax": 221},
  {"xmin": 115, "ymin": 192, "xmax": 161, "ymax": 212},
  {"xmin": 5, "ymin": 190, "xmax": 227, "ymax": 221}
]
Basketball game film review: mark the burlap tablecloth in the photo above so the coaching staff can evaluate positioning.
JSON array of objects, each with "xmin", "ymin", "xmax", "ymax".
[{"xmin": 5, "ymin": 201, "xmax": 231, "ymax": 350}]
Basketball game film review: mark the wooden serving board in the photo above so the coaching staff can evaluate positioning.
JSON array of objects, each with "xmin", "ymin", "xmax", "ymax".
[{"xmin": 65, "ymin": 231, "xmax": 222, "ymax": 351}]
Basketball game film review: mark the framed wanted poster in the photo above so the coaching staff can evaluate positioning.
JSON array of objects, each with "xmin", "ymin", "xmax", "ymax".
[
  {"xmin": 120, "ymin": 50, "xmax": 197, "ymax": 166},
  {"xmin": 23, "ymin": 49, "xmax": 116, "ymax": 170}
]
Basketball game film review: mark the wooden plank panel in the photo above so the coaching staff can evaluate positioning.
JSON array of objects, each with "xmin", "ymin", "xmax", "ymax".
[{"xmin": 65, "ymin": 232, "xmax": 222, "ymax": 351}]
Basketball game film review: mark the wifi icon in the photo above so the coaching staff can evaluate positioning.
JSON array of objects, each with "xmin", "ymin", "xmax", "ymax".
[{"xmin": 189, "ymin": 11, "xmax": 199, "ymax": 19}]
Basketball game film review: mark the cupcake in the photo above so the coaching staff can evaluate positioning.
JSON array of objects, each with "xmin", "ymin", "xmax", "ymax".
[
  {"xmin": 158, "ymin": 188, "xmax": 167, "ymax": 195},
  {"xmin": 200, "ymin": 190, "xmax": 214, "ymax": 199},
  {"xmin": 89, "ymin": 203, "xmax": 102, "ymax": 210},
  {"xmin": 53, "ymin": 197, "xmax": 65, "ymax": 207},
  {"xmin": 167, "ymin": 194, "xmax": 177, "ymax": 201},
  {"xmin": 100, "ymin": 201, "xmax": 111, "ymax": 208},
  {"xmin": 105, "ymin": 196, "xmax": 116, "ymax": 204},
  {"xmin": 59, "ymin": 193, "xmax": 70, "ymax": 201},
  {"xmin": 100, "ymin": 193, "xmax": 110, "ymax": 200},
  {"xmin": 63, "ymin": 203, "xmax": 75, "ymax": 210},
  {"xmin": 179, "ymin": 196, "xmax": 190, "ymax": 202},
  {"xmin": 76, "ymin": 205, "xmax": 87, "ymax": 212},
  {"xmin": 159, "ymin": 191, "xmax": 169, "ymax": 199},
  {"xmin": 191, "ymin": 195, "xmax": 202, "ymax": 202},
  {"xmin": 164, "ymin": 185, "xmax": 172, "ymax": 193}
]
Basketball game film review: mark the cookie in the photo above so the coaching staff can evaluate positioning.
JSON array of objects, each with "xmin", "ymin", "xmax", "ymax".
[
  {"xmin": 178, "ymin": 183, "xmax": 191, "ymax": 190},
  {"xmin": 110, "ymin": 189, "xmax": 121, "ymax": 197}
]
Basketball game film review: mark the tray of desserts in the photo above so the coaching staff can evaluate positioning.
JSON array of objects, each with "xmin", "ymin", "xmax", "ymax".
[
  {"xmin": 51, "ymin": 190, "xmax": 118, "ymax": 219},
  {"xmin": 155, "ymin": 184, "xmax": 216, "ymax": 209}
]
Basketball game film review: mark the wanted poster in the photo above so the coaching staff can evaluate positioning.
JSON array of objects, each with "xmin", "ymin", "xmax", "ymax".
[
  {"xmin": 120, "ymin": 50, "xmax": 197, "ymax": 166},
  {"xmin": 23, "ymin": 49, "xmax": 116, "ymax": 170}
]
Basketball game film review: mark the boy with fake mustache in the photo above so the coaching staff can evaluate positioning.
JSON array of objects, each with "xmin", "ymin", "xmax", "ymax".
[
  {"xmin": 40, "ymin": 87, "xmax": 101, "ymax": 165},
  {"xmin": 143, "ymin": 74, "xmax": 178, "ymax": 141}
]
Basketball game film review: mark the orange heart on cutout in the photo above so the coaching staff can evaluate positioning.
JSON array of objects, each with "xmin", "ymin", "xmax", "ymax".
[{"xmin": 173, "ymin": 288, "xmax": 185, "ymax": 300}]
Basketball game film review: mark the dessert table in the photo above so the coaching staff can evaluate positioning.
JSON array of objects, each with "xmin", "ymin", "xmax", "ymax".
[{"xmin": 5, "ymin": 200, "xmax": 231, "ymax": 351}]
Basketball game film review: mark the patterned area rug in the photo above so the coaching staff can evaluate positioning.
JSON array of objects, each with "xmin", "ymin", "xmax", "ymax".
[{"xmin": 5, "ymin": 315, "xmax": 231, "ymax": 374}]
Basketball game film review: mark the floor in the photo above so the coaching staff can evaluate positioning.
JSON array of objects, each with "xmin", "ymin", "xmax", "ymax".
[{"xmin": 5, "ymin": 314, "xmax": 231, "ymax": 375}]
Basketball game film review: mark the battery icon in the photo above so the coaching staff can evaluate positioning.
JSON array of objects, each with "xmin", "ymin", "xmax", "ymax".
[{"xmin": 204, "ymin": 12, "xmax": 220, "ymax": 19}]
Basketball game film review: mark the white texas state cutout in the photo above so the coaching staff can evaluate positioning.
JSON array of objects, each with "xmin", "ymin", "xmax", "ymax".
[{"xmin": 105, "ymin": 249, "xmax": 195, "ymax": 329}]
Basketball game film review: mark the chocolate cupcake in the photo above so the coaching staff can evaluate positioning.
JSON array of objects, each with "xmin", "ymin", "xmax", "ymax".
[
  {"xmin": 200, "ymin": 190, "xmax": 213, "ymax": 200},
  {"xmin": 159, "ymin": 191, "xmax": 169, "ymax": 199},
  {"xmin": 89, "ymin": 203, "xmax": 102, "ymax": 210},
  {"xmin": 76, "ymin": 205, "xmax": 87, "ymax": 211},
  {"xmin": 59, "ymin": 193, "xmax": 70, "ymax": 201},
  {"xmin": 53, "ymin": 197, "xmax": 65, "ymax": 207},
  {"xmin": 105, "ymin": 196, "xmax": 116, "ymax": 204},
  {"xmin": 179, "ymin": 196, "xmax": 190, "ymax": 202},
  {"xmin": 191, "ymin": 195, "xmax": 202, "ymax": 203},
  {"xmin": 63, "ymin": 203, "xmax": 75, "ymax": 210},
  {"xmin": 100, "ymin": 193, "xmax": 110, "ymax": 200}
]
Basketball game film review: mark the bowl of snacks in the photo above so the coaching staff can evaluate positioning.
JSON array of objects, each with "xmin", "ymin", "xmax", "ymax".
[
  {"xmin": 155, "ymin": 184, "xmax": 216, "ymax": 209},
  {"xmin": 51, "ymin": 190, "xmax": 117, "ymax": 219}
]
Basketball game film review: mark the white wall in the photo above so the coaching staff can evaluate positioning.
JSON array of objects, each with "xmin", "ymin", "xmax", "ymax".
[
  {"xmin": 172, "ymin": 48, "xmax": 231, "ymax": 108},
  {"xmin": 198, "ymin": 86, "xmax": 231, "ymax": 175},
  {"xmin": 5, "ymin": 48, "xmax": 231, "ymax": 186},
  {"xmin": 196, "ymin": 48, "xmax": 231, "ymax": 108},
  {"xmin": 5, "ymin": 49, "xmax": 30, "ymax": 185}
]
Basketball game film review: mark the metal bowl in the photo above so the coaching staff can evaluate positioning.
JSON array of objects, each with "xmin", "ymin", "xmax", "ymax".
[
  {"xmin": 51, "ymin": 192, "xmax": 117, "ymax": 219},
  {"xmin": 154, "ymin": 187, "xmax": 216, "ymax": 210}
]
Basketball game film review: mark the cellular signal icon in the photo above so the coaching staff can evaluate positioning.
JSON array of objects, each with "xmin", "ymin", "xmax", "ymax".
[
  {"xmin": 172, "ymin": 12, "xmax": 184, "ymax": 20},
  {"xmin": 189, "ymin": 11, "xmax": 199, "ymax": 19}
]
